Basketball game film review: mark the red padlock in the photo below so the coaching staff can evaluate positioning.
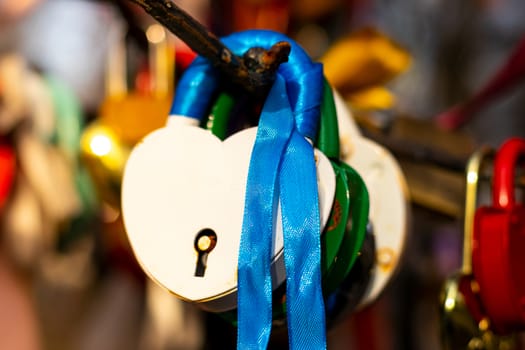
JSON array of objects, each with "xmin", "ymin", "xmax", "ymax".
[{"xmin": 472, "ymin": 137, "xmax": 525, "ymax": 334}]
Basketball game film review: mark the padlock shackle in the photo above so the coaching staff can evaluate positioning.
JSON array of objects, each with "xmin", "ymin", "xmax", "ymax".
[
  {"xmin": 463, "ymin": 146, "xmax": 494, "ymax": 274},
  {"xmin": 146, "ymin": 24, "xmax": 174, "ymax": 97},
  {"xmin": 106, "ymin": 19, "xmax": 127, "ymax": 97},
  {"xmin": 317, "ymin": 80, "xmax": 340, "ymax": 159},
  {"xmin": 106, "ymin": 22, "xmax": 174, "ymax": 98},
  {"xmin": 206, "ymin": 79, "xmax": 340, "ymax": 161},
  {"xmin": 493, "ymin": 137, "xmax": 525, "ymax": 209}
]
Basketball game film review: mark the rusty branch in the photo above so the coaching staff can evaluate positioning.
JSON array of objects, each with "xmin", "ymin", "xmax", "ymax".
[{"xmin": 126, "ymin": 0, "xmax": 290, "ymax": 95}]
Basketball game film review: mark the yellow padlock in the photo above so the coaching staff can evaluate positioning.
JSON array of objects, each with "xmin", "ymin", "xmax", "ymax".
[{"xmin": 99, "ymin": 23, "xmax": 174, "ymax": 144}]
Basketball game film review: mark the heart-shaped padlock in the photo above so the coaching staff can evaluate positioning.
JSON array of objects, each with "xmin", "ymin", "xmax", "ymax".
[
  {"xmin": 207, "ymin": 79, "xmax": 370, "ymax": 296},
  {"xmin": 123, "ymin": 118, "xmax": 334, "ymax": 309},
  {"xmin": 472, "ymin": 137, "xmax": 525, "ymax": 334},
  {"xmin": 333, "ymin": 89, "xmax": 410, "ymax": 307},
  {"xmin": 205, "ymin": 79, "xmax": 372, "ymax": 324},
  {"xmin": 122, "ymin": 31, "xmax": 337, "ymax": 313}
]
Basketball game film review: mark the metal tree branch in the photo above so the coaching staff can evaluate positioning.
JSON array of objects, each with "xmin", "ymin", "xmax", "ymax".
[{"xmin": 126, "ymin": 0, "xmax": 291, "ymax": 94}]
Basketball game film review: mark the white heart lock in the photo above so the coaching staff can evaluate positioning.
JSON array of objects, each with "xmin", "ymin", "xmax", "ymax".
[
  {"xmin": 334, "ymin": 91, "xmax": 410, "ymax": 307},
  {"xmin": 121, "ymin": 121, "xmax": 336, "ymax": 312}
]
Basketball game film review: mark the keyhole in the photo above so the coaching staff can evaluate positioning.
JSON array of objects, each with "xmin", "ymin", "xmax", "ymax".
[{"xmin": 194, "ymin": 228, "xmax": 217, "ymax": 277}]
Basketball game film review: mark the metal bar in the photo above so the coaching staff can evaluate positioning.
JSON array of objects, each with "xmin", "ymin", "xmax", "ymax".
[{"xmin": 126, "ymin": 0, "xmax": 290, "ymax": 95}]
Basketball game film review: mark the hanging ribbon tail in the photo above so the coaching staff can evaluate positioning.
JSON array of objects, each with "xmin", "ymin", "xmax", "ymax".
[
  {"xmin": 280, "ymin": 133, "xmax": 327, "ymax": 350},
  {"xmin": 280, "ymin": 61, "xmax": 327, "ymax": 349},
  {"xmin": 237, "ymin": 74, "xmax": 294, "ymax": 349}
]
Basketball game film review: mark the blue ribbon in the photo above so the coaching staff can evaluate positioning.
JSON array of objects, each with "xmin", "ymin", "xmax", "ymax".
[
  {"xmin": 170, "ymin": 30, "xmax": 326, "ymax": 350},
  {"xmin": 237, "ymin": 74, "xmax": 294, "ymax": 348},
  {"xmin": 278, "ymin": 63, "xmax": 326, "ymax": 350}
]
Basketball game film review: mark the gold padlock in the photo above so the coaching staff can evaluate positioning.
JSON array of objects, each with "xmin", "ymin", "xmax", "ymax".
[
  {"xmin": 99, "ymin": 23, "xmax": 174, "ymax": 143},
  {"xmin": 81, "ymin": 22, "xmax": 174, "ymax": 208}
]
